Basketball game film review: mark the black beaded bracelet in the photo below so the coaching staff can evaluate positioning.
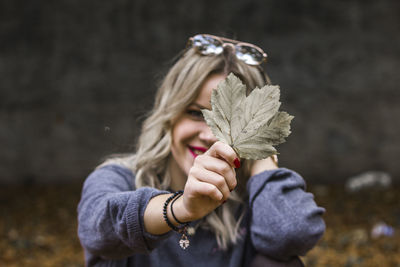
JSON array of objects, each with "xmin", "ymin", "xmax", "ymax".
[
  {"xmin": 162, "ymin": 190, "xmax": 191, "ymax": 249},
  {"xmin": 162, "ymin": 191, "xmax": 183, "ymax": 232}
]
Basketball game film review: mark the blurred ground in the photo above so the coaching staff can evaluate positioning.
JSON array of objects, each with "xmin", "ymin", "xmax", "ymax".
[{"xmin": 0, "ymin": 184, "xmax": 399, "ymax": 267}]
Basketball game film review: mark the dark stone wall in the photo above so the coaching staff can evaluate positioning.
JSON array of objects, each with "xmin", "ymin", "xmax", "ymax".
[{"xmin": 1, "ymin": 0, "xmax": 399, "ymax": 184}]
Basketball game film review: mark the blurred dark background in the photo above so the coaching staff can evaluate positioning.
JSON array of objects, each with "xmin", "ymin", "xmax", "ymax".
[
  {"xmin": 1, "ymin": 0, "xmax": 399, "ymax": 185},
  {"xmin": 1, "ymin": 1, "xmax": 400, "ymax": 266}
]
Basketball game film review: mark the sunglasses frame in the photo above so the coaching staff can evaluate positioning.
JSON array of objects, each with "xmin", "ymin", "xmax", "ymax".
[{"xmin": 187, "ymin": 34, "xmax": 268, "ymax": 65}]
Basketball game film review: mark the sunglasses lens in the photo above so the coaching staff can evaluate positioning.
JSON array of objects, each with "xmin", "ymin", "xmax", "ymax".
[
  {"xmin": 192, "ymin": 35, "xmax": 223, "ymax": 56},
  {"xmin": 235, "ymin": 45, "xmax": 265, "ymax": 65}
]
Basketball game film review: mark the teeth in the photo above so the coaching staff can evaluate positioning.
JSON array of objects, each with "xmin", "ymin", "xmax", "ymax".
[{"xmin": 193, "ymin": 149, "xmax": 204, "ymax": 155}]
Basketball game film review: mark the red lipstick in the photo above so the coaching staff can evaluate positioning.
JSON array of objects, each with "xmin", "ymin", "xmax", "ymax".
[{"xmin": 190, "ymin": 146, "xmax": 207, "ymax": 153}]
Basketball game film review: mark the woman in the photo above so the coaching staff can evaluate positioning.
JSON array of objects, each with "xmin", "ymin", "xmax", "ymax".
[{"xmin": 77, "ymin": 34, "xmax": 325, "ymax": 266}]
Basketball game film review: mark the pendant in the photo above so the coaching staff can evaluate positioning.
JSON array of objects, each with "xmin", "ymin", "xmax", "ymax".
[{"xmin": 179, "ymin": 233, "xmax": 190, "ymax": 249}]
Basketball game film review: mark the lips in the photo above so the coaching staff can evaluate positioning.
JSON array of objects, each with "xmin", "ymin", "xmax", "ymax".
[{"xmin": 188, "ymin": 145, "xmax": 208, "ymax": 158}]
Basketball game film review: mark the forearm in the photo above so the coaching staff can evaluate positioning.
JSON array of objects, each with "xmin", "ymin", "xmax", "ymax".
[
  {"xmin": 78, "ymin": 189, "xmax": 154, "ymax": 256},
  {"xmin": 78, "ymin": 165, "xmax": 172, "ymax": 257},
  {"xmin": 248, "ymin": 168, "xmax": 325, "ymax": 260}
]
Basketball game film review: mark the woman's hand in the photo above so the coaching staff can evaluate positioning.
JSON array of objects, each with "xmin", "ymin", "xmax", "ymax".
[
  {"xmin": 250, "ymin": 155, "xmax": 278, "ymax": 177},
  {"xmin": 176, "ymin": 141, "xmax": 239, "ymax": 222}
]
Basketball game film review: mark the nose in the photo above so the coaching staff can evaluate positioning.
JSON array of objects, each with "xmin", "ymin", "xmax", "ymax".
[{"xmin": 198, "ymin": 124, "xmax": 218, "ymax": 146}]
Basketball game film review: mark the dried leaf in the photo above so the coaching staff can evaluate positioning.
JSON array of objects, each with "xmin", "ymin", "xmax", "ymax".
[{"xmin": 202, "ymin": 73, "xmax": 293, "ymax": 159}]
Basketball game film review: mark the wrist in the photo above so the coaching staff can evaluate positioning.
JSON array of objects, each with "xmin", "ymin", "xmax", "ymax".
[
  {"xmin": 251, "ymin": 156, "xmax": 278, "ymax": 176},
  {"xmin": 170, "ymin": 195, "xmax": 193, "ymax": 223}
]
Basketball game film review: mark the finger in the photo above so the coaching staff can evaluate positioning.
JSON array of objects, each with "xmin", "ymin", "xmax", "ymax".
[
  {"xmin": 205, "ymin": 141, "xmax": 240, "ymax": 169},
  {"xmin": 187, "ymin": 179, "xmax": 224, "ymax": 202},
  {"xmin": 195, "ymin": 155, "xmax": 237, "ymax": 191},
  {"xmin": 192, "ymin": 166, "xmax": 231, "ymax": 200}
]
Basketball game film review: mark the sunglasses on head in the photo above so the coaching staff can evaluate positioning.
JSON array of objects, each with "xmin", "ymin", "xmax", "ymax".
[{"xmin": 187, "ymin": 34, "xmax": 268, "ymax": 66}]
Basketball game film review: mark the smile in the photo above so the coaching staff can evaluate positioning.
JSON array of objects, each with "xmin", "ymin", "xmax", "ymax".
[{"xmin": 188, "ymin": 145, "xmax": 208, "ymax": 158}]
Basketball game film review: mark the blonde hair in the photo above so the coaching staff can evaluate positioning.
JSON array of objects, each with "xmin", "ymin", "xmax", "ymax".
[{"xmin": 101, "ymin": 47, "xmax": 269, "ymax": 249}]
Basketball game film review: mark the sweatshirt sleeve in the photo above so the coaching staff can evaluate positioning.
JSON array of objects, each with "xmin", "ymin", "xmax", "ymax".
[
  {"xmin": 247, "ymin": 168, "xmax": 326, "ymax": 261},
  {"xmin": 77, "ymin": 164, "xmax": 171, "ymax": 259}
]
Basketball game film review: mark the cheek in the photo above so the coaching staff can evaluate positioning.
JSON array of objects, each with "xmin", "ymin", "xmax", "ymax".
[{"xmin": 172, "ymin": 118, "xmax": 194, "ymax": 145}]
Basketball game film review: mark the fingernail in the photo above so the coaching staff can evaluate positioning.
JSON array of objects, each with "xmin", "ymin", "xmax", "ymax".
[{"xmin": 233, "ymin": 158, "xmax": 241, "ymax": 168}]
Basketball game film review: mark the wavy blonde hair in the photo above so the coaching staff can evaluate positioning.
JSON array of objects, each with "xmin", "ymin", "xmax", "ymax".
[{"xmin": 101, "ymin": 47, "xmax": 270, "ymax": 249}]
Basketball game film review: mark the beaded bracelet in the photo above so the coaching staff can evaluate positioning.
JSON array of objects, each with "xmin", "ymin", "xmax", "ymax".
[
  {"xmin": 162, "ymin": 190, "xmax": 190, "ymax": 249},
  {"xmin": 162, "ymin": 191, "xmax": 183, "ymax": 231}
]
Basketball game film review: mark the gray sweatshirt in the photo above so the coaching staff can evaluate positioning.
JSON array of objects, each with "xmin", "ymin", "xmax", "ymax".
[{"xmin": 77, "ymin": 165, "xmax": 325, "ymax": 266}]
